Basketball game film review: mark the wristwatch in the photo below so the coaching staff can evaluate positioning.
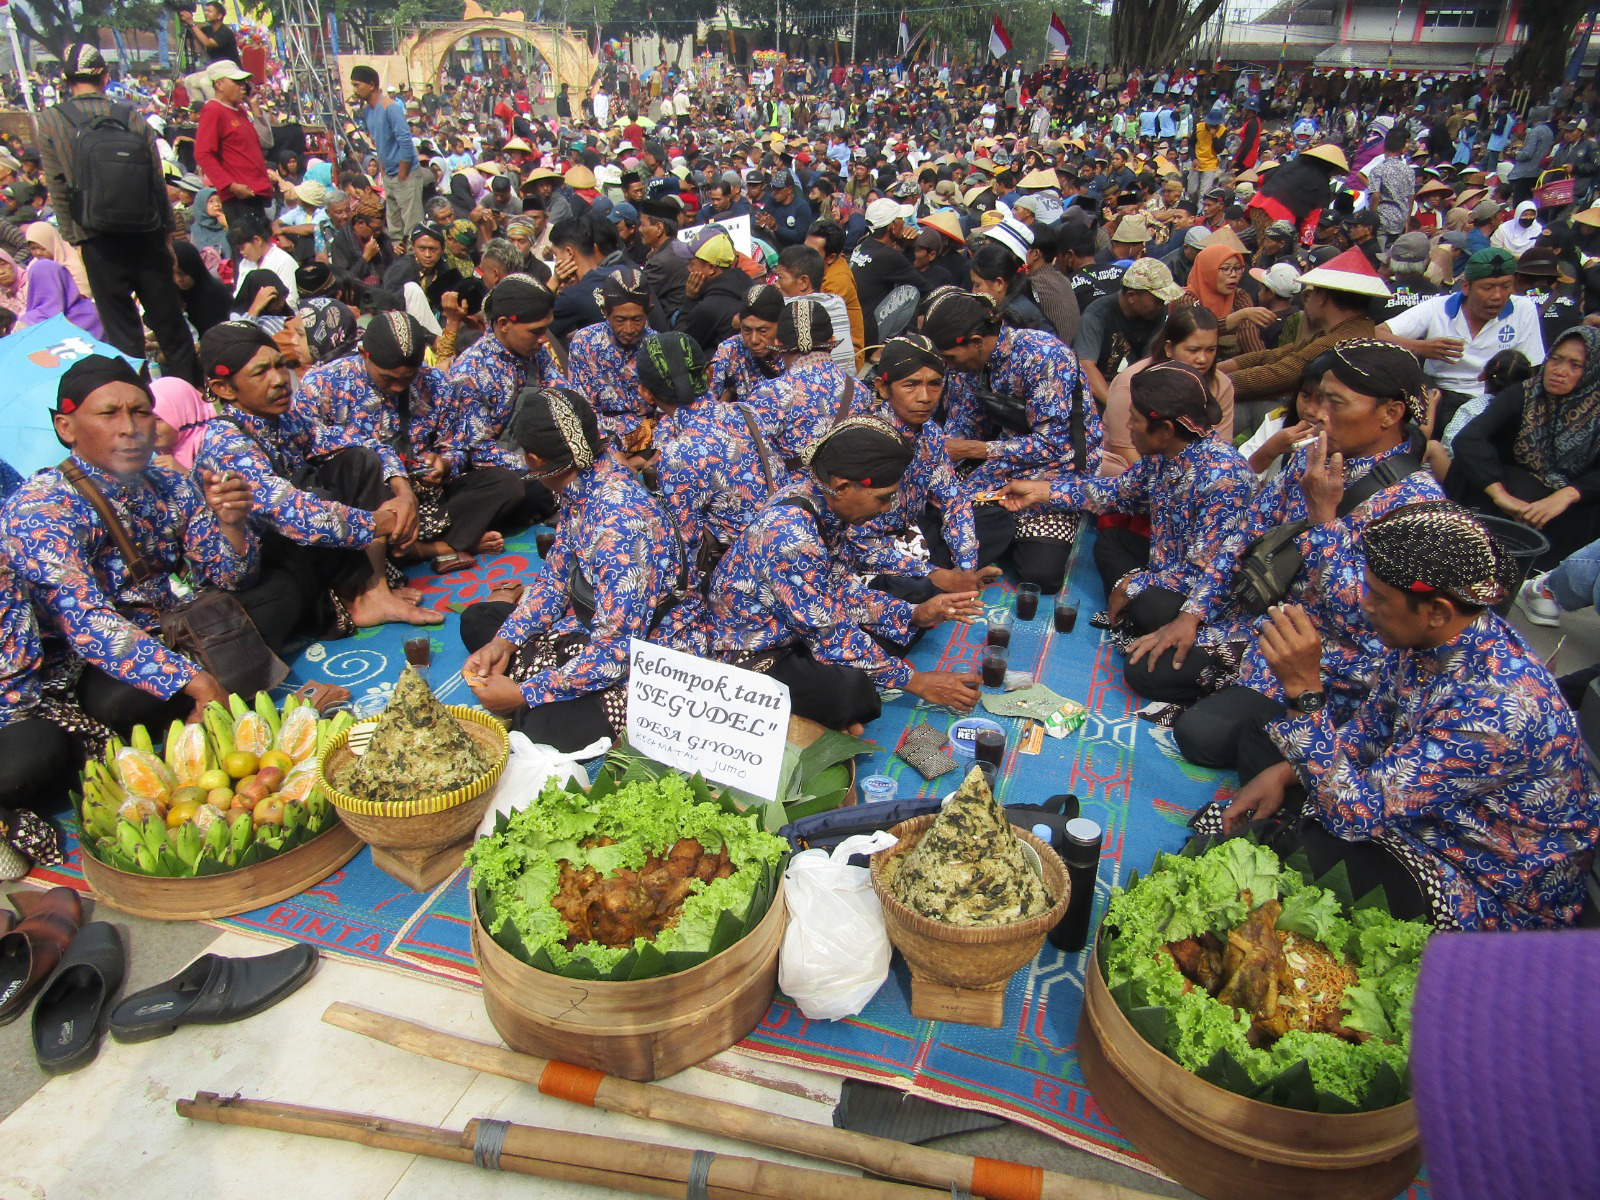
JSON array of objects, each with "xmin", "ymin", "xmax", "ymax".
[{"xmin": 1291, "ymin": 691, "xmax": 1326, "ymax": 714}]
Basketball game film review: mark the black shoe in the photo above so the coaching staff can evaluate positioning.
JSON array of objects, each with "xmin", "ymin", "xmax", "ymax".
[
  {"xmin": 31, "ymin": 922, "xmax": 124, "ymax": 1075},
  {"xmin": 108, "ymin": 943, "xmax": 318, "ymax": 1043}
]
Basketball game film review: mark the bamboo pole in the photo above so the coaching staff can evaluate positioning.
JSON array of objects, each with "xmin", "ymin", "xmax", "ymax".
[
  {"xmin": 177, "ymin": 1092, "xmax": 943, "ymax": 1200},
  {"xmin": 323, "ymin": 1002, "xmax": 1164, "ymax": 1200}
]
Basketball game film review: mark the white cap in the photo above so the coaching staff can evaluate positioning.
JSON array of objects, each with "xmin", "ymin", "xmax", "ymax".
[{"xmin": 865, "ymin": 197, "xmax": 915, "ymax": 231}]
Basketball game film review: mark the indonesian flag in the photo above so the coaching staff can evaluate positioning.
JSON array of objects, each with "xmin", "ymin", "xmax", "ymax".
[
  {"xmin": 989, "ymin": 14, "xmax": 1012, "ymax": 58},
  {"xmin": 1046, "ymin": 12, "xmax": 1070, "ymax": 54},
  {"xmin": 898, "ymin": 11, "xmax": 910, "ymax": 53}
]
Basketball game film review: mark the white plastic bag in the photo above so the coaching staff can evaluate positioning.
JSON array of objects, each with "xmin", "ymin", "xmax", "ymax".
[
  {"xmin": 474, "ymin": 731, "xmax": 612, "ymax": 839},
  {"xmin": 778, "ymin": 831, "xmax": 897, "ymax": 1020}
]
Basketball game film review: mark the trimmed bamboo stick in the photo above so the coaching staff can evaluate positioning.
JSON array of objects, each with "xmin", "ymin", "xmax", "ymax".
[
  {"xmin": 323, "ymin": 1002, "xmax": 1163, "ymax": 1200},
  {"xmin": 177, "ymin": 1092, "xmax": 941, "ymax": 1200}
]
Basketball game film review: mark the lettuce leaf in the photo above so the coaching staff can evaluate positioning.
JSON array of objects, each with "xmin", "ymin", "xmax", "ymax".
[
  {"xmin": 1339, "ymin": 980, "xmax": 1392, "ymax": 1040},
  {"xmin": 465, "ymin": 773, "xmax": 788, "ymax": 974}
]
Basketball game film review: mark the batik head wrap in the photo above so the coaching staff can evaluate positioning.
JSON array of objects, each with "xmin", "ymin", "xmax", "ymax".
[
  {"xmin": 1326, "ymin": 338, "xmax": 1429, "ymax": 425},
  {"xmin": 776, "ymin": 296, "xmax": 833, "ymax": 353},
  {"xmin": 1364, "ymin": 501, "xmax": 1516, "ymax": 609},
  {"xmin": 1129, "ymin": 361, "xmax": 1221, "ymax": 438},
  {"xmin": 805, "ymin": 415, "xmax": 914, "ymax": 487},
  {"xmin": 876, "ymin": 332, "xmax": 945, "ymax": 384},
  {"xmin": 508, "ymin": 386, "xmax": 601, "ymax": 470},
  {"xmin": 636, "ymin": 332, "xmax": 709, "ymax": 409}
]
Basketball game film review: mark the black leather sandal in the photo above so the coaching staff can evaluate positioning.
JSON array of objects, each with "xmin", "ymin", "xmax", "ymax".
[
  {"xmin": 108, "ymin": 943, "xmax": 318, "ymax": 1043},
  {"xmin": 31, "ymin": 922, "xmax": 124, "ymax": 1075}
]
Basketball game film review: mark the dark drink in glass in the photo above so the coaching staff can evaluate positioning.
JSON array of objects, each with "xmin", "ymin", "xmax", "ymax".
[
  {"xmin": 535, "ymin": 532, "xmax": 556, "ymax": 557},
  {"xmin": 981, "ymin": 647, "xmax": 1008, "ymax": 688},
  {"xmin": 974, "ymin": 728, "xmax": 1004, "ymax": 766},
  {"xmin": 1054, "ymin": 598, "xmax": 1078, "ymax": 633},
  {"xmin": 985, "ymin": 624, "xmax": 1011, "ymax": 649},
  {"xmin": 1015, "ymin": 583, "xmax": 1040, "ymax": 620}
]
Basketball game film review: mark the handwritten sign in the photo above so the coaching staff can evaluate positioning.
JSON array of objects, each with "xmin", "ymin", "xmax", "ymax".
[{"xmin": 627, "ymin": 639, "xmax": 791, "ymax": 802}]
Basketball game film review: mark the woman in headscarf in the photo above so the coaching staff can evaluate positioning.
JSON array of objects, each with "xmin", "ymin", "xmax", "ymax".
[
  {"xmin": 923, "ymin": 288, "xmax": 1104, "ymax": 593},
  {"xmin": 705, "ymin": 416, "xmax": 986, "ymax": 733},
  {"xmin": 1491, "ymin": 201, "xmax": 1543, "ymax": 256},
  {"xmin": 171, "ymin": 240, "xmax": 234, "ymax": 338},
  {"xmin": 0, "ymin": 248, "xmax": 27, "ymax": 317},
  {"xmin": 381, "ymin": 223, "xmax": 465, "ymax": 319},
  {"xmin": 566, "ymin": 267, "xmax": 654, "ymax": 446},
  {"xmin": 1196, "ymin": 501, "xmax": 1598, "ymax": 930},
  {"xmin": 24, "ymin": 221, "xmax": 90, "ymax": 298},
  {"xmin": 1453, "ymin": 325, "xmax": 1600, "ymax": 566},
  {"xmin": 16, "ymin": 258, "xmax": 101, "ymax": 337},
  {"xmin": 845, "ymin": 333, "xmax": 1002, "ymax": 604},
  {"xmin": 708, "ymin": 282, "xmax": 786, "ymax": 404},
  {"xmin": 1172, "ymin": 243, "xmax": 1270, "ymax": 359},
  {"xmin": 150, "ymin": 377, "xmax": 214, "ymax": 471},
  {"xmin": 1102, "ymin": 306, "xmax": 1235, "ymax": 476},
  {"xmin": 232, "ymin": 268, "xmax": 293, "ymax": 334},
  {"xmin": 458, "ymin": 387, "xmax": 703, "ymax": 752},
  {"xmin": 188, "ymin": 187, "xmax": 232, "ymax": 263},
  {"xmin": 303, "ymin": 158, "xmax": 334, "ymax": 190},
  {"xmin": 449, "ymin": 168, "xmax": 487, "ymax": 220},
  {"xmin": 1003, "ymin": 362, "xmax": 1256, "ymax": 644}
]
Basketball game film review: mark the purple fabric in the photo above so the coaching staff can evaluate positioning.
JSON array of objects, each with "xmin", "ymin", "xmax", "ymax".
[
  {"xmin": 1411, "ymin": 929, "xmax": 1600, "ymax": 1200},
  {"xmin": 17, "ymin": 259, "xmax": 102, "ymax": 339}
]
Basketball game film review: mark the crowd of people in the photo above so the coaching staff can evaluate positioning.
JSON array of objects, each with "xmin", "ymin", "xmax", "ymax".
[{"xmin": 0, "ymin": 36, "xmax": 1597, "ymax": 934}]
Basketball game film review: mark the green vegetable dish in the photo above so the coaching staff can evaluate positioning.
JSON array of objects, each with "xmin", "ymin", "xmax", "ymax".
[
  {"xmin": 466, "ymin": 771, "xmax": 789, "ymax": 982},
  {"xmin": 1098, "ymin": 839, "xmax": 1430, "ymax": 1112}
]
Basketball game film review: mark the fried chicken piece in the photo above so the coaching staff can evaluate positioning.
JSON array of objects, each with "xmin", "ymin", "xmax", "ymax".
[
  {"xmin": 1164, "ymin": 933, "xmax": 1227, "ymax": 994},
  {"xmin": 1217, "ymin": 899, "xmax": 1285, "ymax": 1017}
]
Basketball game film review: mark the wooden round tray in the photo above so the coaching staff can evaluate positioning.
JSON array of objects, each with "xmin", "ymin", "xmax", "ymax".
[
  {"xmin": 1078, "ymin": 944, "xmax": 1420, "ymax": 1200},
  {"xmin": 80, "ymin": 820, "xmax": 363, "ymax": 922}
]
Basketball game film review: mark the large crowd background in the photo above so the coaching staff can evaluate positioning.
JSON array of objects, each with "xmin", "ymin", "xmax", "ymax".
[{"xmin": 0, "ymin": 22, "xmax": 1597, "ymax": 944}]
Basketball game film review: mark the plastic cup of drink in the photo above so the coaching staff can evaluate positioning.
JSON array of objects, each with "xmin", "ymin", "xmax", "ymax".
[
  {"xmin": 860, "ymin": 775, "xmax": 897, "ymax": 803},
  {"xmin": 981, "ymin": 646, "xmax": 1008, "ymax": 689},
  {"xmin": 974, "ymin": 727, "xmax": 1004, "ymax": 766},
  {"xmin": 1015, "ymin": 583, "xmax": 1041, "ymax": 620}
]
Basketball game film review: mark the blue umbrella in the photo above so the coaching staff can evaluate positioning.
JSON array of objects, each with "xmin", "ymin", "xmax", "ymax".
[{"xmin": 0, "ymin": 315, "xmax": 143, "ymax": 478}]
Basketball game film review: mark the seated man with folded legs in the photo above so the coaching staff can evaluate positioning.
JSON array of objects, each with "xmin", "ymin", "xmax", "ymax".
[
  {"xmin": 297, "ymin": 312, "xmax": 526, "ymax": 574},
  {"xmin": 925, "ymin": 290, "xmax": 1104, "ymax": 593},
  {"xmin": 459, "ymin": 388, "xmax": 704, "ymax": 753},
  {"xmin": 0, "ymin": 356, "xmax": 256, "ymax": 735},
  {"xmin": 847, "ymin": 333, "xmax": 1002, "ymax": 603},
  {"xmin": 192, "ymin": 322, "xmax": 440, "ymax": 653},
  {"xmin": 706, "ymin": 417, "xmax": 985, "ymax": 733},
  {"xmin": 1122, "ymin": 341, "xmax": 1443, "ymax": 754},
  {"xmin": 1001, "ymin": 362, "xmax": 1256, "ymax": 643},
  {"xmin": 1193, "ymin": 503, "xmax": 1599, "ymax": 930}
]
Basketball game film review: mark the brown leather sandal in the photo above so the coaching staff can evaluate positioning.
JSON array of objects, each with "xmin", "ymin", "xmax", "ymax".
[
  {"xmin": 0, "ymin": 886, "xmax": 82, "ymax": 1026},
  {"xmin": 292, "ymin": 682, "xmax": 353, "ymax": 715}
]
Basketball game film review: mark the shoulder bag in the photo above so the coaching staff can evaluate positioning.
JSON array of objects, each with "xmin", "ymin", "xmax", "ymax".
[{"xmin": 60, "ymin": 460, "xmax": 289, "ymax": 697}]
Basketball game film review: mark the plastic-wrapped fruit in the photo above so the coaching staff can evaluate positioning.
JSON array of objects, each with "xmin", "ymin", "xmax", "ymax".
[
  {"xmin": 167, "ymin": 723, "xmax": 212, "ymax": 786},
  {"xmin": 273, "ymin": 706, "xmax": 319, "ymax": 764},
  {"xmin": 191, "ymin": 804, "xmax": 225, "ymax": 834},
  {"xmin": 232, "ymin": 712, "xmax": 272, "ymax": 757},
  {"xmin": 115, "ymin": 747, "xmax": 175, "ymax": 803},
  {"xmin": 118, "ymin": 797, "xmax": 161, "ymax": 823},
  {"xmin": 277, "ymin": 764, "xmax": 318, "ymax": 804}
]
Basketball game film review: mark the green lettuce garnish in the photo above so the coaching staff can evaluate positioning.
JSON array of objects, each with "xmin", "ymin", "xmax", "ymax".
[
  {"xmin": 1099, "ymin": 840, "xmax": 1430, "ymax": 1110},
  {"xmin": 465, "ymin": 773, "xmax": 788, "ymax": 974}
]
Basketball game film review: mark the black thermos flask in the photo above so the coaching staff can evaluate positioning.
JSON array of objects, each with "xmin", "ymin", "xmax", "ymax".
[{"xmin": 1049, "ymin": 817, "xmax": 1103, "ymax": 954}]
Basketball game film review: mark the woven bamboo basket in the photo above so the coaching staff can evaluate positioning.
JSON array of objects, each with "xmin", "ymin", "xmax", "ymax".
[
  {"xmin": 869, "ymin": 814, "xmax": 1070, "ymax": 989},
  {"xmin": 316, "ymin": 707, "xmax": 509, "ymax": 888}
]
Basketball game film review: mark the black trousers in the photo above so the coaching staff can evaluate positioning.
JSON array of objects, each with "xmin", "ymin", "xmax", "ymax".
[
  {"xmin": 77, "ymin": 666, "xmax": 191, "ymax": 737},
  {"xmin": 765, "ymin": 644, "xmax": 882, "ymax": 730},
  {"xmin": 78, "ymin": 233, "xmax": 199, "ymax": 386},
  {"xmin": 231, "ymin": 448, "xmax": 388, "ymax": 653},
  {"xmin": 1173, "ymin": 684, "xmax": 1287, "ymax": 775},
  {"xmin": 459, "ymin": 599, "xmax": 616, "ymax": 754},
  {"xmin": 1466, "ymin": 462, "xmax": 1600, "ymax": 570},
  {"xmin": 870, "ymin": 503, "xmax": 1015, "ymax": 604},
  {"xmin": 221, "ymin": 195, "xmax": 272, "ymax": 242},
  {"xmin": 1093, "ymin": 523, "xmax": 1150, "ymax": 598},
  {"xmin": 1011, "ymin": 538, "xmax": 1072, "ymax": 595},
  {"xmin": 435, "ymin": 467, "xmax": 528, "ymax": 553},
  {"xmin": 0, "ymin": 718, "xmax": 78, "ymax": 816}
]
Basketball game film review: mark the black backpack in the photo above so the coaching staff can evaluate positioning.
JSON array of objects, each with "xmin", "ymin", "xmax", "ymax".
[{"xmin": 61, "ymin": 99, "xmax": 163, "ymax": 234}]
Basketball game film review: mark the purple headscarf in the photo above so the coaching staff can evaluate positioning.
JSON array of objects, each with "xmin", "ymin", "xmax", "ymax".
[{"xmin": 17, "ymin": 259, "xmax": 102, "ymax": 339}]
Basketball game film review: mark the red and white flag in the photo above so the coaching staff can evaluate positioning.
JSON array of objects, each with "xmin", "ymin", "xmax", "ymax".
[
  {"xmin": 1046, "ymin": 12, "xmax": 1071, "ymax": 54},
  {"xmin": 897, "ymin": 11, "xmax": 910, "ymax": 53},
  {"xmin": 989, "ymin": 14, "xmax": 1012, "ymax": 58}
]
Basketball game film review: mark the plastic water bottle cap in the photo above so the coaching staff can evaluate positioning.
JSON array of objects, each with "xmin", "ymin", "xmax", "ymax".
[
  {"xmin": 1065, "ymin": 817, "xmax": 1102, "ymax": 842},
  {"xmin": 1030, "ymin": 823, "xmax": 1052, "ymax": 843}
]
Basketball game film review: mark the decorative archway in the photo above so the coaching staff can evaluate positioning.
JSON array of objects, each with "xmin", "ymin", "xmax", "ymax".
[{"xmin": 400, "ymin": 20, "xmax": 598, "ymax": 91}]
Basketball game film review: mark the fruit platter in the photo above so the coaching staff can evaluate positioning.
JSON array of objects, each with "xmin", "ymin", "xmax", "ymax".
[{"xmin": 75, "ymin": 692, "xmax": 362, "ymax": 921}]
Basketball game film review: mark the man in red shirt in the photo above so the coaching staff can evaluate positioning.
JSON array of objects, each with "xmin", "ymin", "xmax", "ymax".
[{"xmin": 193, "ymin": 59, "xmax": 273, "ymax": 242}]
